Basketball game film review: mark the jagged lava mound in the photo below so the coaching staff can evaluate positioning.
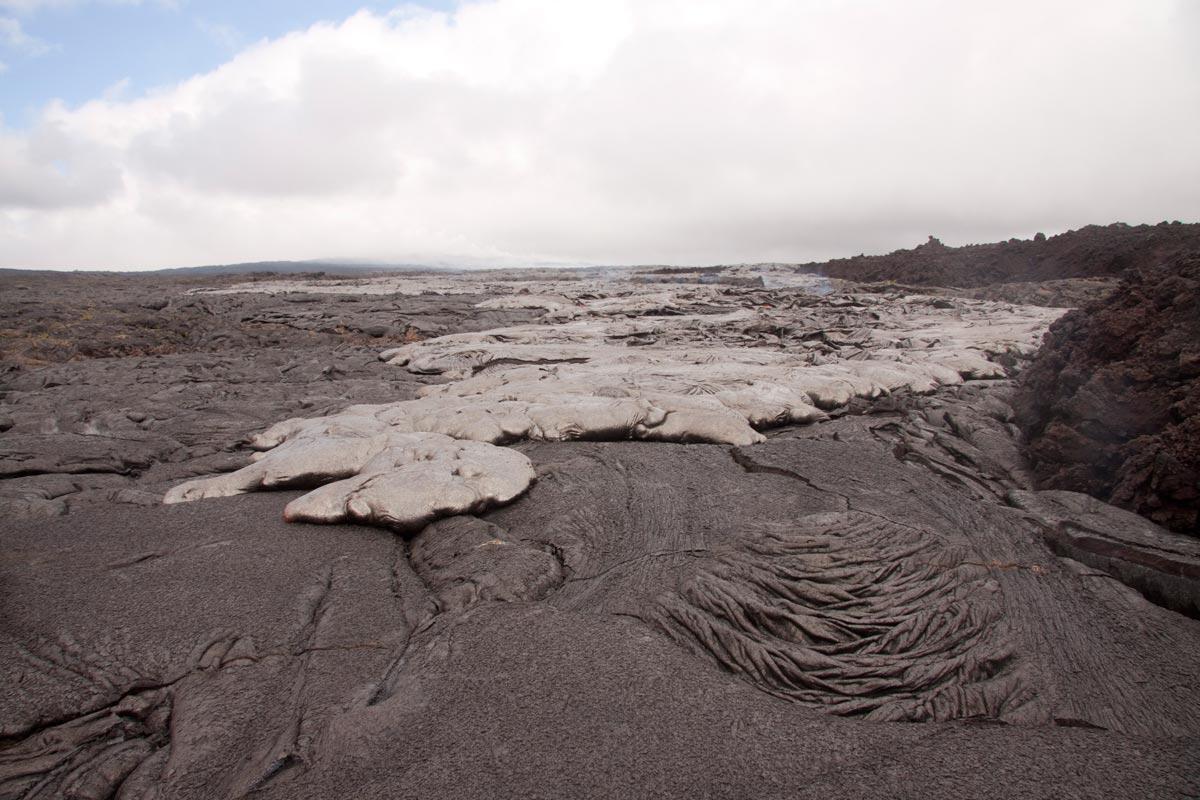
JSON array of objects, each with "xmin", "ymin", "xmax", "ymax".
[
  {"xmin": 1015, "ymin": 254, "xmax": 1200, "ymax": 535},
  {"xmin": 799, "ymin": 221, "xmax": 1200, "ymax": 288}
]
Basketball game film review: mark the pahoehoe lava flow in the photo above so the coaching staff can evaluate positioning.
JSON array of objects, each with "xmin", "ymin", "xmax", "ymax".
[{"xmin": 3, "ymin": 235, "xmax": 1200, "ymax": 799}]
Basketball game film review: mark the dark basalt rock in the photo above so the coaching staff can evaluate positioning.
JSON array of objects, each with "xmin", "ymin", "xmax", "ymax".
[
  {"xmin": 6, "ymin": 418, "xmax": 1200, "ymax": 798},
  {"xmin": 3, "ymin": 262, "xmax": 1200, "ymax": 799},
  {"xmin": 0, "ymin": 270, "xmax": 541, "ymax": 367},
  {"xmin": 797, "ymin": 221, "xmax": 1200, "ymax": 289},
  {"xmin": 1015, "ymin": 254, "xmax": 1200, "ymax": 536}
]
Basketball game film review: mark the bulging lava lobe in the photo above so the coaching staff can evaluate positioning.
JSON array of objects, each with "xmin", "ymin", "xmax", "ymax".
[
  {"xmin": 165, "ymin": 281, "xmax": 1062, "ymax": 533},
  {"xmin": 281, "ymin": 435, "xmax": 535, "ymax": 532},
  {"xmin": 165, "ymin": 429, "xmax": 536, "ymax": 532}
]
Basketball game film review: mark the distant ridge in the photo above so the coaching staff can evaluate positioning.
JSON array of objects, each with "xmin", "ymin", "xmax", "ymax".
[
  {"xmin": 143, "ymin": 260, "xmax": 456, "ymax": 277},
  {"xmin": 787, "ymin": 221, "xmax": 1200, "ymax": 288},
  {"xmin": 0, "ymin": 260, "xmax": 456, "ymax": 277},
  {"xmin": 2, "ymin": 221, "xmax": 1196, "ymax": 281}
]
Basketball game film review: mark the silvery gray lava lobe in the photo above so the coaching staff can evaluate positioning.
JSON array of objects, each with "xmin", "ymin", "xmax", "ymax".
[{"xmin": 165, "ymin": 276, "xmax": 1062, "ymax": 533}]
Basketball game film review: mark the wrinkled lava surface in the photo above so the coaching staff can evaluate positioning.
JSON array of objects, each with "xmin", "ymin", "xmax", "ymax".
[{"xmin": 2, "ymin": 262, "xmax": 1199, "ymax": 800}]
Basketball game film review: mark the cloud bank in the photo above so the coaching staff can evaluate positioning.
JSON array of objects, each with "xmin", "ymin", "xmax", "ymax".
[{"xmin": 2, "ymin": 0, "xmax": 1199, "ymax": 269}]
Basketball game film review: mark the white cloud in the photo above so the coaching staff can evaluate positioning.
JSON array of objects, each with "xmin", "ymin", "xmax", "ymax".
[
  {"xmin": 0, "ymin": 15, "xmax": 50, "ymax": 54},
  {"xmin": 195, "ymin": 17, "xmax": 240, "ymax": 51},
  {"xmin": 0, "ymin": 0, "xmax": 63, "ymax": 10},
  {"xmin": 1, "ymin": 0, "xmax": 1199, "ymax": 269},
  {"xmin": 0, "ymin": 0, "xmax": 177, "ymax": 13},
  {"xmin": 0, "ymin": 117, "xmax": 124, "ymax": 208}
]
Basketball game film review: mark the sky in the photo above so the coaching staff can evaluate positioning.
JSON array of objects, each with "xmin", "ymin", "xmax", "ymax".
[{"xmin": 1, "ymin": 0, "xmax": 1198, "ymax": 270}]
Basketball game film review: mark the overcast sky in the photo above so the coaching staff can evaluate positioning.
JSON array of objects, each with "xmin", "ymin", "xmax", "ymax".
[{"xmin": 2, "ymin": 0, "xmax": 1198, "ymax": 270}]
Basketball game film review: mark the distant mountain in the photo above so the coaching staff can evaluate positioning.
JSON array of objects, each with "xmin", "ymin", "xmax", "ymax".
[{"xmin": 143, "ymin": 259, "xmax": 457, "ymax": 277}]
